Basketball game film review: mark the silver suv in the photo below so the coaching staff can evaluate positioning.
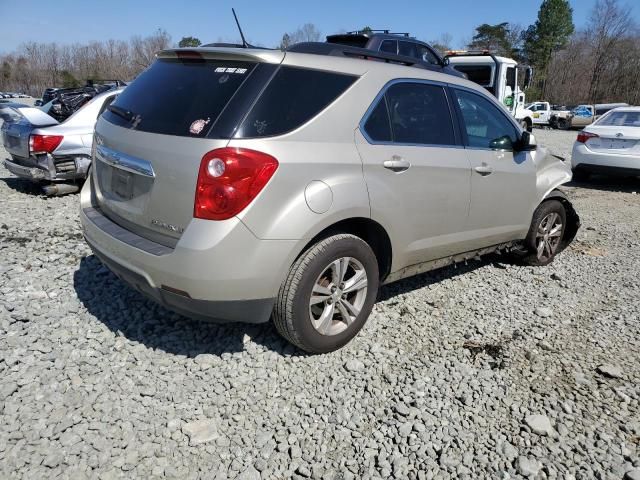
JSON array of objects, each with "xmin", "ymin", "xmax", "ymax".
[{"xmin": 80, "ymin": 46, "xmax": 579, "ymax": 353}]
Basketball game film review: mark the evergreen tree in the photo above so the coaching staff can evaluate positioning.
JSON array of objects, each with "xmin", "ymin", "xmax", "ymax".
[
  {"xmin": 178, "ymin": 36, "xmax": 202, "ymax": 48},
  {"xmin": 523, "ymin": 0, "xmax": 574, "ymax": 73}
]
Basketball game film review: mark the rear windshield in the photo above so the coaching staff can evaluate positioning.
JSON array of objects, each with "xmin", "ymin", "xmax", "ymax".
[
  {"xmin": 235, "ymin": 66, "xmax": 357, "ymax": 138},
  {"xmin": 597, "ymin": 111, "xmax": 640, "ymax": 127},
  {"xmin": 453, "ymin": 65, "xmax": 493, "ymax": 86},
  {"xmin": 103, "ymin": 58, "xmax": 256, "ymax": 137}
]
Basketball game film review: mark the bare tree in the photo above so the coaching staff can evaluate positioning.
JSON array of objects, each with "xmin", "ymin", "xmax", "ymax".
[
  {"xmin": 281, "ymin": 23, "xmax": 322, "ymax": 47},
  {"xmin": 542, "ymin": 0, "xmax": 639, "ymax": 105},
  {"xmin": 586, "ymin": 0, "xmax": 634, "ymax": 102},
  {"xmin": 0, "ymin": 29, "xmax": 171, "ymax": 96}
]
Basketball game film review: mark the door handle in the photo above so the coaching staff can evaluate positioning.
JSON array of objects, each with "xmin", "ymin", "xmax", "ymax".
[
  {"xmin": 474, "ymin": 164, "xmax": 493, "ymax": 176},
  {"xmin": 383, "ymin": 156, "xmax": 411, "ymax": 172}
]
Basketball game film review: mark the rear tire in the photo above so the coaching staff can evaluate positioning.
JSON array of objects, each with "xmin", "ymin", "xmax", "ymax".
[
  {"xmin": 520, "ymin": 200, "xmax": 567, "ymax": 266},
  {"xmin": 273, "ymin": 234, "xmax": 379, "ymax": 353}
]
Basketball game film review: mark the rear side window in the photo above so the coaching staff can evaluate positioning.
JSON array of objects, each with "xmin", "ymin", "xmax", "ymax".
[
  {"xmin": 235, "ymin": 66, "xmax": 356, "ymax": 138},
  {"xmin": 380, "ymin": 40, "xmax": 398, "ymax": 54},
  {"xmin": 398, "ymin": 42, "xmax": 440, "ymax": 65},
  {"xmin": 363, "ymin": 98, "xmax": 392, "ymax": 142},
  {"xmin": 103, "ymin": 58, "xmax": 256, "ymax": 137}
]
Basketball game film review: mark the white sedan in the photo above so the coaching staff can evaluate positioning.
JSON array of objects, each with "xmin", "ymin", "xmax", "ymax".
[{"xmin": 571, "ymin": 106, "xmax": 640, "ymax": 180}]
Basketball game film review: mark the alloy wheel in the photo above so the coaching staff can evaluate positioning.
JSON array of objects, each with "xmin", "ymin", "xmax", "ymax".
[
  {"xmin": 535, "ymin": 212, "xmax": 564, "ymax": 262},
  {"xmin": 309, "ymin": 257, "xmax": 368, "ymax": 336}
]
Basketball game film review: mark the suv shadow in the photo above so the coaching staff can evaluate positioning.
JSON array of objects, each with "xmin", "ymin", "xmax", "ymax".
[{"xmin": 74, "ymin": 253, "xmax": 494, "ymax": 357}]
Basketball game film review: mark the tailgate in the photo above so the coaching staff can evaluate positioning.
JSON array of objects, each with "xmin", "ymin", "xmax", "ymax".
[{"xmin": 92, "ymin": 50, "xmax": 283, "ymax": 245}]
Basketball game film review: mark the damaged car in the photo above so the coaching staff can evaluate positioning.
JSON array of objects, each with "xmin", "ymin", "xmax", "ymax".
[
  {"xmin": 80, "ymin": 45, "xmax": 580, "ymax": 353},
  {"xmin": 1, "ymin": 87, "xmax": 123, "ymax": 195}
]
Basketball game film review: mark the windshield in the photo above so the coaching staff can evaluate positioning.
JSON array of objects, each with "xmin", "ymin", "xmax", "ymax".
[{"xmin": 596, "ymin": 110, "xmax": 640, "ymax": 127}]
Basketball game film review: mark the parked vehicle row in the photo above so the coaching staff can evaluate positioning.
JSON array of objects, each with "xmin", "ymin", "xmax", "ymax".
[
  {"xmin": 0, "ymin": 92, "xmax": 29, "ymax": 99},
  {"xmin": 526, "ymin": 101, "xmax": 629, "ymax": 130},
  {"xmin": 77, "ymin": 44, "xmax": 579, "ymax": 353}
]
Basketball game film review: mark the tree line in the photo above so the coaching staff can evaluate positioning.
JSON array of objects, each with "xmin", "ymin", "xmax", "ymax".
[
  {"xmin": 452, "ymin": 0, "xmax": 639, "ymax": 105},
  {"xmin": 1, "ymin": 0, "xmax": 638, "ymax": 107},
  {"xmin": 0, "ymin": 29, "xmax": 172, "ymax": 96}
]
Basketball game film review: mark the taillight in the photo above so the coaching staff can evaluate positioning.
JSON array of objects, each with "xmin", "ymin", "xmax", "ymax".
[
  {"xmin": 577, "ymin": 131, "xmax": 598, "ymax": 143},
  {"xmin": 30, "ymin": 134, "xmax": 63, "ymax": 154},
  {"xmin": 194, "ymin": 147, "xmax": 278, "ymax": 220}
]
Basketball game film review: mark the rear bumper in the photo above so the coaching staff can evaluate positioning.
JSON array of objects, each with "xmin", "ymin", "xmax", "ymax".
[
  {"xmin": 79, "ymin": 182, "xmax": 300, "ymax": 324},
  {"xmin": 3, "ymin": 154, "xmax": 90, "ymax": 181},
  {"xmin": 571, "ymin": 143, "xmax": 640, "ymax": 176},
  {"xmin": 86, "ymin": 236, "xmax": 275, "ymax": 323},
  {"xmin": 3, "ymin": 157, "xmax": 48, "ymax": 180}
]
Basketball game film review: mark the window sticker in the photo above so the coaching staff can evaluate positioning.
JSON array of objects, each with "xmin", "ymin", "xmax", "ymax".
[
  {"xmin": 189, "ymin": 118, "xmax": 211, "ymax": 135},
  {"xmin": 214, "ymin": 66, "xmax": 248, "ymax": 74}
]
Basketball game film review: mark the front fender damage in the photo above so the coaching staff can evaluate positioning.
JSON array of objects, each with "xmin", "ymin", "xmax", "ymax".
[{"xmin": 544, "ymin": 189, "xmax": 581, "ymax": 252}]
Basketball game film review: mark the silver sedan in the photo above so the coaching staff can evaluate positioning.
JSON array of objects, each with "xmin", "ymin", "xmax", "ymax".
[{"xmin": 1, "ymin": 88, "xmax": 123, "ymax": 194}]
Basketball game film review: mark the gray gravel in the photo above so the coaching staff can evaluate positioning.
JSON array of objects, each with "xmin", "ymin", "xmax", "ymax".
[{"xmin": 1, "ymin": 130, "xmax": 639, "ymax": 479}]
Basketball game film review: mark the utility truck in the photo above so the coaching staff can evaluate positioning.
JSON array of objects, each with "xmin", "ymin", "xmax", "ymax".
[{"xmin": 445, "ymin": 51, "xmax": 535, "ymax": 131}]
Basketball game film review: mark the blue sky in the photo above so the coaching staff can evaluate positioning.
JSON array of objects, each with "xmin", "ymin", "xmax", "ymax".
[{"xmin": 0, "ymin": 0, "xmax": 637, "ymax": 53}]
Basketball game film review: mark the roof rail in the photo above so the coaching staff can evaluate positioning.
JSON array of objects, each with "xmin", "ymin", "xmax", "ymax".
[
  {"xmin": 345, "ymin": 29, "xmax": 411, "ymax": 37},
  {"xmin": 286, "ymin": 42, "xmax": 432, "ymax": 69}
]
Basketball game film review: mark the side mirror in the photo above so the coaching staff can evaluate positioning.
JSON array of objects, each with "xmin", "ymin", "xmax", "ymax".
[
  {"xmin": 518, "ymin": 131, "xmax": 537, "ymax": 151},
  {"xmin": 489, "ymin": 135, "xmax": 514, "ymax": 151}
]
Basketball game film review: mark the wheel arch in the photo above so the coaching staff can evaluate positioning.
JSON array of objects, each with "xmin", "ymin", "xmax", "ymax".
[
  {"xmin": 295, "ymin": 217, "xmax": 393, "ymax": 281},
  {"xmin": 541, "ymin": 189, "xmax": 581, "ymax": 249}
]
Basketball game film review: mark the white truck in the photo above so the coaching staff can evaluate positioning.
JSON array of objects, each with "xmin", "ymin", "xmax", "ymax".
[
  {"xmin": 445, "ymin": 51, "xmax": 535, "ymax": 131},
  {"xmin": 526, "ymin": 102, "xmax": 629, "ymax": 129},
  {"xmin": 525, "ymin": 101, "xmax": 571, "ymax": 128}
]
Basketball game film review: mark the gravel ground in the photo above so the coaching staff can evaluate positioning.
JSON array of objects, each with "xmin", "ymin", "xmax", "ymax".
[{"xmin": 1, "ymin": 130, "xmax": 639, "ymax": 480}]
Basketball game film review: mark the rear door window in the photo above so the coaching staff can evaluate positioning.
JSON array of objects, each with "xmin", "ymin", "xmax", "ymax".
[
  {"xmin": 103, "ymin": 58, "xmax": 256, "ymax": 137},
  {"xmin": 363, "ymin": 82, "xmax": 456, "ymax": 146},
  {"xmin": 235, "ymin": 66, "xmax": 357, "ymax": 138},
  {"xmin": 385, "ymin": 83, "xmax": 456, "ymax": 145},
  {"xmin": 380, "ymin": 40, "xmax": 398, "ymax": 54}
]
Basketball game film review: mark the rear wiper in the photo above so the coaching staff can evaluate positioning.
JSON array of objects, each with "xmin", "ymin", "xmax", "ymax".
[{"xmin": 107, "ymin": 105, "xmax": 134, "ymax": 122}]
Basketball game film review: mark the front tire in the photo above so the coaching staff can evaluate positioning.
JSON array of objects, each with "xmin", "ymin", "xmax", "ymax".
[
  {"xmin": 521, "ymin": 200, "xmax": 567, "ymax": 266},
  {"xmin": 273, "ymin": 234, "xmax": 379, "ymax": 353}
]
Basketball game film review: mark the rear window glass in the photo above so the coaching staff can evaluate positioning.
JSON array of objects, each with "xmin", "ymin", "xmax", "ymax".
[
  {"xmin": 103, "ymin": 58, "xmax": 256, "ymax": 137},
  {"xmin": 453, "ymin": 65, "xmax": 493, "ymax": 87},
  {"xmin": 597, "ymin": 111, "xmax": 640, "ymax": 126},
  {"xmin": 235, "ymin": 66, "xmax": 357, "ymax": 138}
]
